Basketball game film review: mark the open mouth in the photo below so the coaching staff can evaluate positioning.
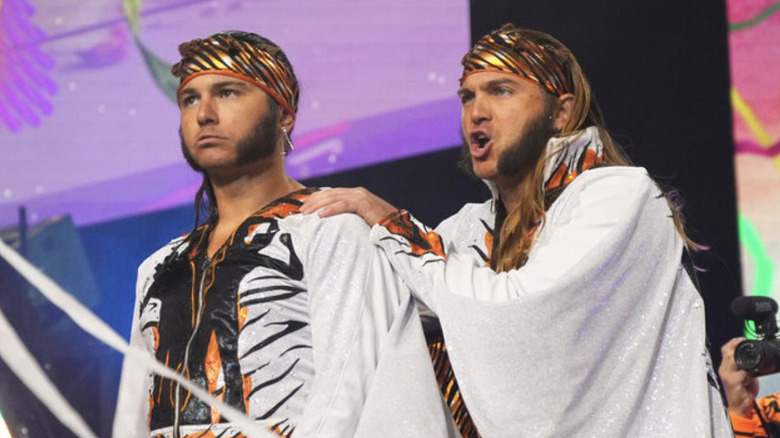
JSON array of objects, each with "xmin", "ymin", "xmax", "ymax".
[{"xmin": 471, "ymin": 132, "xmax": 490, "ymax": 150}]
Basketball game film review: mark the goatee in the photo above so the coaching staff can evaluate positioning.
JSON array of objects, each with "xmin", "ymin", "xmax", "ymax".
[{"xmin": 459, "ymin": 109, "xmax": 555, "ymax": 180}]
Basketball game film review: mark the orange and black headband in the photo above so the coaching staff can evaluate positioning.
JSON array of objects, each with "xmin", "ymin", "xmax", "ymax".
[
  {"xmin": 172, "ymin": 34, "xmax": 299, "ymax": 116},
  {"xmin": 460, "ymin": 26, "xmax": 572, "ymax": 97}
]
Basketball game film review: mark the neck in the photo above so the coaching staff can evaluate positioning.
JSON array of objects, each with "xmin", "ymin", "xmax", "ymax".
[
  {"xmin": 209, "ymin": 160, "xmax": 304, "ymax": 230},
  {"xmin": 494, "ymin": 173, "xmax": 528, "ymax": 214}
]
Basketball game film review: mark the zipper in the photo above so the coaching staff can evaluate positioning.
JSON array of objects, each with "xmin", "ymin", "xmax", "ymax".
[{"xmin": 173, "ymin": 259, "xmax": 210, "ymax": 438}]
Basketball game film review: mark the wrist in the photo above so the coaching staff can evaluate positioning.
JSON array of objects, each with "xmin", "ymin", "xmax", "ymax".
[
  {"xmin": 377, "ymin": 209, "xmax": 406, "ymax": 227},
  {"xmin": 728, "ymin": 403, "xmax": 756, "ymax": 419}
]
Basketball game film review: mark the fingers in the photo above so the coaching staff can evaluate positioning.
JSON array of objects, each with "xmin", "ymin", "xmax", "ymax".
[
  {"xmin": 314, "ymin": 200, "xmax": 351, "ymax": 218},
  {"xmin": 300, "ymin": 189, "xmax": 357, "ymax": 216},
  {"xmin": 719, "ymin": 337, "xmax": 745, "ymax": 380},
  {"xmin": 300, "ymin": 187, "xmax": 397, "ymax": 226},
  {"xmin": 719, "ymin": 337, "xmax": 759, "ymax": 417},
  {"xmin": 720, "ymin": 337, "xmax": 744, "ymax": 371}
]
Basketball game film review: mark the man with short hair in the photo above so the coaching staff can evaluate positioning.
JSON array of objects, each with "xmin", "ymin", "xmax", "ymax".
[
  {"xmin": 113, "ymin": 31, "xmax": 454, "ymax": 438},
  {"xmin": 302, "ymin": 24, "xmax": 733, "ymax": 436}
]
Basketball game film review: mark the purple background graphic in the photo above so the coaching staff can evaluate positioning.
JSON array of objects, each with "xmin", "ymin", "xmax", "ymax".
[{"xmin": 0, "ymin": 0, "xmax": 469, "ymax": 228}]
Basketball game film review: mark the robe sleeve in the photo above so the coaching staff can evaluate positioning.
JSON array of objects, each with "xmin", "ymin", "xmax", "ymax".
[
  {"xmin": 112, "ymin": 256, "xmax": 158, "ymax": 438},
  {"xmin": 296, "ymin": 213, "xmax": 455, "ymax": 437},
  {"xmin": 370, "ymin": 167, "xmax": 657, "ymax": 307},
  {"xmin": 369, "ymin": 167, "xmax": 728, "ymax": 436}
]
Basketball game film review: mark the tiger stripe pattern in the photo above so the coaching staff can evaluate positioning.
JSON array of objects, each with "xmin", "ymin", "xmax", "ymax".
[
  {"xmin": 172, "ymin": 33, "xmax": 299, "ymax": 117},
  {"xmin": 141, "ymin": 188, "xmax": 318, "ymax": 437},
  {"xmin": 460, "ymin": 23, "xmax": 572, "ymax": 97},
  {"xmin": 427, "ymin": 330, "xmax": 481, "ymax": 438},
  {"xmin": 377, "ymin": 210, "xmax": 446, "ymax": 259}
]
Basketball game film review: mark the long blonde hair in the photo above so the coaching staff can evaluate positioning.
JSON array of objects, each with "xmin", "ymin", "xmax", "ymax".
[{"xmin": 491, "ymin": 28, "xmax": 698, "ymax": 272}]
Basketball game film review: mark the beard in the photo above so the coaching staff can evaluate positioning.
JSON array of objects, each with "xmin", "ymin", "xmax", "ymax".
[
  {"xmin": 180, "ymin": 108, "xmax": 280, "ymax": 173},
  {"xmin": 496, "ymin": 110, "xmax": 555, "ymax": 178},
  {"xmin": 459, "ymin": 108, "xmax": 555, "ymax": 180}
]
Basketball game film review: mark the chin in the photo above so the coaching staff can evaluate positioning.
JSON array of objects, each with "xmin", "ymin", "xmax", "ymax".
[{"xmin": 472, "ymin": 163, "xmax": 497, "ymax": 180}]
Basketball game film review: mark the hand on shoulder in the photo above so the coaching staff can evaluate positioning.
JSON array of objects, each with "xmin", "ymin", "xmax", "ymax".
[{"xmin": 301, "ymin": 187, "xmax": 397, "ymax": 225}]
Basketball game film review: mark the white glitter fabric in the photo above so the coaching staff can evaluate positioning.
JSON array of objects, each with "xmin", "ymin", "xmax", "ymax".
[
  {"xmin": 370, "ymin": 166, "xmax": 733, "ymax": 437},
  {"xmin": 114, "ymin": 206, "xmax": 456, "ymax": 437}
]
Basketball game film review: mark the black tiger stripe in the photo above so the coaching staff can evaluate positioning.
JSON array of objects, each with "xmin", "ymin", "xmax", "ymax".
[
  {"xmin": 245, "ymin": 274, "xmax": 290, "ymax": 284},
  {"xmin": 239, "ymin": 309, "xmax": 271, "ymax": 333},
  {"xmin": 427, "ymin": 332, "xmax": 481, "ymax": 438},
  {"xmin": 240, "ymin": 320, "xmax": 308, "ymax": 359},
  {"xmin": 240, "ymin": 284, "xmax": 306, "ymax": 300},
  {"xmin": 247, "ymin": 358, "xmax": 301, "ymax": 399},
  {"xmin": 256, "ymin": 383, "xmax": 304, "ymax": 420},
  {"xmin": 241, "ymin": 288, "xmax": 306, "ymax": 306},
  {"xmin": 243, "ymin": 361, "xmax": 271, "ymax": 378},
  {"xmin": 281, "ymin": 344, "xmax": 311, "ymax": 357},
  {"xmin": 470, "ymin": 245, "xmax": 489, "ymax": 263}
]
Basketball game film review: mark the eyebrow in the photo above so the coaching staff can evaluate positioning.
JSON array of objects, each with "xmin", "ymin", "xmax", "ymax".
[
  {"xmin": 458, "ymin": 77, "xmax": 519, "ymax": 97},
  {"xmin": 179, "ymin": 87, "xmax": 197, "ymax": 98},
  {"xmin": 457, "ymin": 87, "xmax": 473, "ymax": 98}
]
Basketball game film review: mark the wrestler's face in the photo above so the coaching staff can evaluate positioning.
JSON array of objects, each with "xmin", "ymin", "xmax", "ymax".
[
  {"xmin": 459, "ymin": 72, "xmax": 555, "ymax": 184},
  {"xmin": 178, "ymin": 73, "xmax": 282, "ymax": 175}
]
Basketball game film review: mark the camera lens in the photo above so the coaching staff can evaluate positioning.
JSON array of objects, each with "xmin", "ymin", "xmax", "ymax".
[{"xmin": 735, "ymin": 341, "xmax": 762, "ymax": 372}]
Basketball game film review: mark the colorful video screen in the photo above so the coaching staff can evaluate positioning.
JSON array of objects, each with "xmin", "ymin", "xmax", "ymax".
[{"xmin": 0, "ymin": 0, "xmax": 470, "ymax": 227}]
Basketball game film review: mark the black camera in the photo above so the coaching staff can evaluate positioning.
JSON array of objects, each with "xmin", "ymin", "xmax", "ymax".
[{"xmin": 732, "ymin": 296, "xmax": 780, "ymax": 376}]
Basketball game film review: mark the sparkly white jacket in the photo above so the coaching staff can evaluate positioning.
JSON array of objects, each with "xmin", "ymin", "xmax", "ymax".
[
  {"xmin": 113, "ymin": 189, "xmax": 455, "ymax": 438},
  {"xmin": 371, "ymin": 166, "xmax": 734, "ymax": 437}
]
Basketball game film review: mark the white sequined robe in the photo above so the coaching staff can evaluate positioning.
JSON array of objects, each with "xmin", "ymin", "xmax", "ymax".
[{"xmin": 370, "ymin": 166, "xmax": 734, "ymax": 437}]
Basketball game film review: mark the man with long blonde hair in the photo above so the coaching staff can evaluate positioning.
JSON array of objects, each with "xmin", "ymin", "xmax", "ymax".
[{"xmin": 302, "ymin": 24, "xmax": 733, "ymax": 436}]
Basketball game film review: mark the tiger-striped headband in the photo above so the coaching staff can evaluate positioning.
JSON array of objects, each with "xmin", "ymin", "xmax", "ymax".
[
  {"xmin": 460, "ymin": 25, "xmax": 572, "ymax": 97},
  {"xmin": 172, "ymin": 34, "xmax": 299, "ymax": 117}
]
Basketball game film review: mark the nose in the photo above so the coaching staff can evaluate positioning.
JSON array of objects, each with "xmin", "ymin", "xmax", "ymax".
[
  {"xmin": 468, "ymin": 93, "xmax": 490, "ymax": 126},
  {"xmin": 197, "ymin": 94, "xmax": 218, "ymax": 126}
]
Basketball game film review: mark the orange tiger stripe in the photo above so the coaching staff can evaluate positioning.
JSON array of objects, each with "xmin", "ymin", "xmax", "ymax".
[{"xmin": 428, "ymin": 333, "xmax": 481, "ymax": 438}]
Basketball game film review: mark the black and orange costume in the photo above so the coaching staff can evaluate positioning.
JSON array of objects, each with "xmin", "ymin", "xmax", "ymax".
[
  {"xmin": 729, "ymin": 395, "xmax": 780, "ymax": 437},
  {"xmin": 114, "ymin": 189, "xmax": 457, "ymax": 437}
]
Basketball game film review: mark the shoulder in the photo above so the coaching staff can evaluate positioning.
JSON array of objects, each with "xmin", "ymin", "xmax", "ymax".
[
  {"xmin": 436, "ymin": 199, "xmax": 493, "ymax": 234},
  {"xmin": 574, "ymin": 166, "xmax": 655, "ymax": 192},
  {"xmin": 137, "ymin": 235, "xmax": 187, "ymax": 279},
  {"xmin": 292, "ymin": 187, "xmax": 371, "ymax": 236},
  {"xmin": 549, "ymin": 166, "xmax": 671, "ymax": 227},
  {"xmin": 322, "ymin": 211, "xmax": 372, "ymax": 231},
  {"xmin": 557, "ymin": 166, "xmax": 661, "ymax": 208},
  {"xmin": 295, "ymin": 212, "xmax": 372, "ymax": 254},
  {"xmin": 298, "ymin": 210, "xmax": 371, "ymax": 235}
]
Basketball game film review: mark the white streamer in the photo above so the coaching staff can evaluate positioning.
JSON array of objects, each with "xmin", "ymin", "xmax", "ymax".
[
  {"xmin": 0, "ymin": 306, "xmax": 97, "ymax": 438},
  {"xmin": 0, "ymin": 238, "xmax": 275, "ymax": 438}
]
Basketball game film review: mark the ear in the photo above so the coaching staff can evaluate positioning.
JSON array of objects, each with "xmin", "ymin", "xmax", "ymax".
[
  {"xmin": 279, "ymin": 110, "xmax": 295, "ymax": 134},
  {"xmin": 553, "ymin": 93, "xmax": 575, "ymax": 132}
]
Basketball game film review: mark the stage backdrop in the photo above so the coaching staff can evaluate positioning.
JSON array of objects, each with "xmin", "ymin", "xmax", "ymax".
[
  {"xmin": 730, "ymin": 2, "xmax": 780, "ymax": 306},
  {"xmin": 728, "ymin": 0, "xmax": 780, "ymax": 395},
  {"xmin": 0, "ymin": 0, "xmax": 773, "ymax": 435},
  {"xmin": 0, "ymin": 1, "xmax": 471, "ymax": 436},
  {"xmin": 0, "ymin": 0, "xmax": 469, "ymax": 228}
]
